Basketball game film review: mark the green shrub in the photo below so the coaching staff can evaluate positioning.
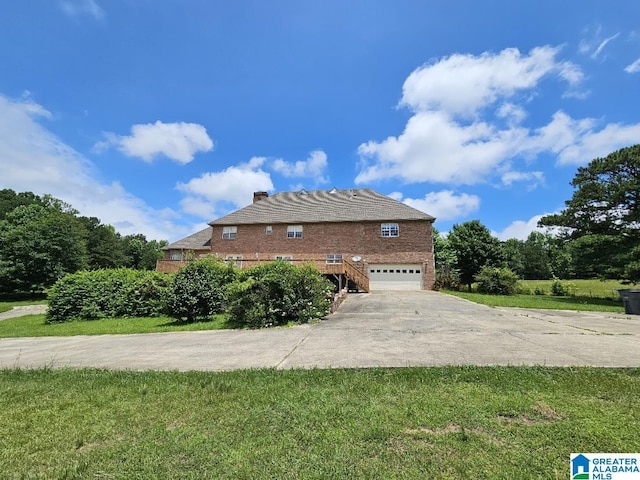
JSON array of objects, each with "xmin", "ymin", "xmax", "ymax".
[
  {"xmin": 517, "ymin": 286, "xmax": 532, "ymax": 295},
  {"xmin": 227, "ymin": 261, "xmax": 333, "ymax": 328},
  {"xmin": 434, "ymin": 265, "xmax": 461, "ymax": 291},
  {"xmin": 551, "ymin": 279, "xmax": 569, "ymax": 296},
  {"xmin": 474, "ymin": 266, "xmax": 519, "ymax": 295},
  {"xmin": 47, "ymin": 269, "xmax": 172, "ymax": 323},
  {"xmin": 534, "ymin": 286, "xmax": 546, "ymax": 296},
  {"xmin": 165, "ymin": 256, "xmax": 236, "ymax": 323}
]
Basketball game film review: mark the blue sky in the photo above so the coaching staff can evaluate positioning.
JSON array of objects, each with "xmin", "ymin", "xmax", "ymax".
[{"xmin": 1, "ymin": 1, "xmax": 640, "ymax": 242}]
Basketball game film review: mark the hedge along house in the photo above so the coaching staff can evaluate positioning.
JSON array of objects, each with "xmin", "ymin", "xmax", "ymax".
[{"xmin": 157, "ymin": 188, "xmax": 436, "ymax": 291}]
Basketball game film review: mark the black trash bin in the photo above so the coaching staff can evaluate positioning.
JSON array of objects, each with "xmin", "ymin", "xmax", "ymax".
[{"xmin": 618, "ymin": 289, "xmax": 640, "ymax": 315}]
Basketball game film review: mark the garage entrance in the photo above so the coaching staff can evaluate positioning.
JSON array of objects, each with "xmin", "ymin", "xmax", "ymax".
[{"xmin": 368, "ymin": 264, "xmax": 423, "ymax": 291}]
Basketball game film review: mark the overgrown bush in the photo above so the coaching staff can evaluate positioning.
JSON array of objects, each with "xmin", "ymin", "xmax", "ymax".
[
  {"xmin": 434, "ymin": 265, "xmax": 461, "ymax": 291},
  {"xmin": 165, "ymin": 256, "xmax": 236, "ymax": 323},
  {"xmin": 551, "ymin": 279, "xmax": 570, "ymax": 296},
  {"xmin": 475, "ymin": 266, "xmax": 519, "ymax": 295},
  {"xmin": 47, "ymin": 269, "xmax": 172, "ymax": 323},
  {"xmin": 227, "ymin": 261, "xmax": 333, "ymax": 328},
  {"xmin": 517, "ymin": 286, "xmax": 532, "ymax": 295},
  {"xmin": 534, "ymin": 286, "xmax": 546, "ymax": 295}
]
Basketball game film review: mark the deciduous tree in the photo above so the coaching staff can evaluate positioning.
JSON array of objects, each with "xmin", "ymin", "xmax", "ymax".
[
  {"xmin": 447, "ymin": 220, "xmax": 503, "ymax": 291},
  {"xmin": 0, "ymin": 204, "xmax": 87, "ymax": 293}
]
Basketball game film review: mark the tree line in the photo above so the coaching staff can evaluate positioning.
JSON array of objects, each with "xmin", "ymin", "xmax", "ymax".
[
  {"xmin": 0, "ymin": 189, "xmax": 167, "ymax": 294},
  {"xmin": 436, "ymin": 223, "xmax": 578, "ymax": 291},
  {"xmin": 436, "ymin": 144, "xmax": 640, "ymax": 290}
]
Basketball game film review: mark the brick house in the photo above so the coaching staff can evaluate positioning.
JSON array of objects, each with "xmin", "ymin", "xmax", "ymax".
[{"xmin": 157, "ymin": 188, "xmax": 436, "ymax": 291}]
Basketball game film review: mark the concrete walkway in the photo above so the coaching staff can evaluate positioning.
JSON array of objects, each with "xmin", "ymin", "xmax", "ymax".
[
  {"xmin": 0, "ymin": 305, "xmax": 47, "ymax": 321},
  {"xmin": 1, "ymin": 292, "xmax": 639, "ymax": 371}
]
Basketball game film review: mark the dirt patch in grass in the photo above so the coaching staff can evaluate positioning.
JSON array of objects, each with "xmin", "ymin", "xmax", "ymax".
[{"xmin": 497, "ymin": 401, "xmax": 565, "ymax": 426}]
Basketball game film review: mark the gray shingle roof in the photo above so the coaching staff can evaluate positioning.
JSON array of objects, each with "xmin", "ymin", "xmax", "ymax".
[
  {"xmin": 163, "ymin": 227, "xmax": 212, "ymax": 250},
  {"xmin": 209, "ymin": 188, "xmax": 435, "ymax": 225}
]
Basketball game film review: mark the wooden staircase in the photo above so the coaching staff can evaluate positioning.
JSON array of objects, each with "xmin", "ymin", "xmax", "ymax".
[{"xmin": 343, "ymin": 258, "xmax": 369, "ymax": 292}]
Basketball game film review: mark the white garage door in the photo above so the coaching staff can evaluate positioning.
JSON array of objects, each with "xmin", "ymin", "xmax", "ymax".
[{"xmin": 368, "ymin": 264, "xmax": 423, "ymax": 291}]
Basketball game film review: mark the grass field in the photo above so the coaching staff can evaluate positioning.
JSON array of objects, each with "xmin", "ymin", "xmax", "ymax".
[
  {"xmin": 446, "ymin": 279, "xmax": 628, "ymax": 313},
  {"xmin": 0, "ymin": 314, "xmax": 230, "ymax": 338},
  {"xmin": 517, "ymin": 279, "xmax": 629, "ymax": 299},
  {"xmin": 446, "ymin": 292, "xmax": 625, "ymax": 312},
  {"xmin": 1, "ymin": 367, "xmax": 638, "ymax": 479}
]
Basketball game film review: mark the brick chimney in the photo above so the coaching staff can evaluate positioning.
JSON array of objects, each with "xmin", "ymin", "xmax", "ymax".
[{"xmin": 253, "ymin": 191, "xmax": 269, "ymax": 203}]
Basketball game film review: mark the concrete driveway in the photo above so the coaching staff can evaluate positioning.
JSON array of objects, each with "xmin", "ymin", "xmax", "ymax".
[{"xmin": 1, "ymin": 291, "xmax": 639, "ymax": 371}]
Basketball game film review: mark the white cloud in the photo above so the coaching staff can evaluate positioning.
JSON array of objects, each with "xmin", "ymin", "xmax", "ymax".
[
  {"xmin": 529, "ymin": 111, "xmax": 594, "ymax": 153},
  {"xmin": 501, "ymin": 170, "xmax": 544, "ymax": 188},
  {"xmin": 179, "ymin": 196, "xmax": 217, "ymax": 220},
  {"xmin": 553, "ymin": 122, "xmax": 640, "ymax": 165},
  {"xmin": 271, "ymin": 150, "xmax": 329, "ymax": 183},
  {"xmin": 526, "ymin": 111, "xmax": 640, "ymax": 165},
  {"xmin": 625, "ymin": 58, "xmax": 640, "ymax": 73},
  {"xmin": 592, "ymin": 33, "xmax": 620, "ymax": 59},
  {"xmin": 579, "ymin": 28, "xmax": 620, "ymax": 60},
  {"xmin": 493, "ymin": 214, "xmax": 548, "ymax": 241},
  {"xmin": 176, "ymin": 157, "xmax": 274, "ymax": 219},
  {"xmin": 0, "ymin": 94, "xmax": 188, "ymax": 241},
  {"xmin": 59, "ymin": 0, "xmax": 104, "ymax": 20},
  {"xmin": 356, "ymin": 45, "xmax": 640, "ymax": 186},
  {"xmin": 400, "ymin": 46, "xmax": 580, "ymax": 118},
  {"xmin": 496, "ymin": 102, "xmax": 527, "ymax": 125},
  {"xmin": 356, "ymin": 110, "xmax": 529, "ymax": 185},
  {"xmin": 395, "ymin": 190, "xmax": 480, "ymax": 221},
  {"xmin": 97, "ymin": 121, "xmax": 214, "ymax": 164}
]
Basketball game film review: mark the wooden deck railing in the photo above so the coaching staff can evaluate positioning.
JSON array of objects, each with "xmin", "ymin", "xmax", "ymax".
[
  {"xmin": 157, "ymin": 256, "xmax": 370, "ymax": 292},
  {"xmin": 156, "ymin": 259, "xmax": 190, "ymax": 273},
  {"xmin": 343, "ymin": 258, "xmax": 369, "ymax": 292}
]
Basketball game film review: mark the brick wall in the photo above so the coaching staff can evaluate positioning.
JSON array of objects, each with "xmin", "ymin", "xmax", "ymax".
[{"xmin": 211, "ymin": 220, "xmax": 435, "ymax": 289}]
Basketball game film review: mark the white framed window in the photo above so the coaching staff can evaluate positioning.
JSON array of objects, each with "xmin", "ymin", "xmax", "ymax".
[
  {"xmin": 225, "ymin": 255, "xmax": 243, "ymax": 268},
  {"xmin": 381, "ymin": 223, "xmax": 399, "ymax": 237},
  {"xmin": 326, "ymin": 254, "xmax": 343, "ymax": 264},
  {"xmin": 265, "ymin": 226, "xmax": 272, "ymax": 235},
  {"xmin": 286, "ymin": 225, "xmax": 303, "ymax": 238},
  {"xmin": 170, "ymin": 252, "xmax": 183, "ymax": 261},
  {"xmin": 222, "ymin": 226, "xmax": 237, "ymax": 239},
  {"xmin": 274, "ymin": 255, "xmax": 293, "ymax": 263}
]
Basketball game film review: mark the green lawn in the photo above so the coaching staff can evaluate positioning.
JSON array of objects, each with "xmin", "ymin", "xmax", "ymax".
[
  {"xmin": 446, "ymin": 278, "xmax": 628, "ymax": 313},
  {"xmin": 0, "ymin": 314, "xmax": 230, "ymax": 338},
  {"xmin": 447, "ymin": 291, "xmax": 625, "ymax": 312},
  {"xmin": 518, "ymin": 278, "xmax": 629, "ymax": 299},
  {"xmin": 0, "ymin": 367, "xmax": 638, "ymax": 479}
]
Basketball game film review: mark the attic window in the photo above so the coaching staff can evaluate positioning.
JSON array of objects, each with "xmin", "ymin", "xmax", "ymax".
[{"xmin": 298, "ymin": 189, "xmax": 308, "ymax": 195}]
